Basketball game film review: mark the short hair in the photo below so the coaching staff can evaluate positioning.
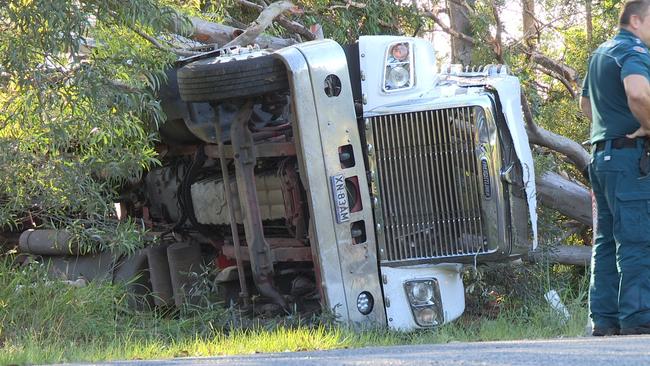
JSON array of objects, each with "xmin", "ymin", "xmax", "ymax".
[{"xmin": 620, "ymin": 0, "xmax": 650, "ymax": 26}]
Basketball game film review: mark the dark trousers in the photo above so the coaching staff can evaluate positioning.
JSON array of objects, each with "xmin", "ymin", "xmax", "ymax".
[{"xmin": 589, "ymin": 140, "xmax": 650, "ymax": 329}]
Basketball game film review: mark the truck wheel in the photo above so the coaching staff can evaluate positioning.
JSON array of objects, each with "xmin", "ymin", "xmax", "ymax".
[{"xmin": 177, "ymin": 52, "xmax": 289, "ymax": 103}]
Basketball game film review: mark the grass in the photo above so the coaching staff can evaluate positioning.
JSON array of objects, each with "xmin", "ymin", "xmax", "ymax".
[{"xmin": 0, "ymin": 257, "xmax": 590, "ymax": 365}]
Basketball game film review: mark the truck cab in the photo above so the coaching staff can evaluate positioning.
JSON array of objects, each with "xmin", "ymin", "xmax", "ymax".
[{"xmin": 147, "ymin": 35, "xmax": 536, "ymax": 330}]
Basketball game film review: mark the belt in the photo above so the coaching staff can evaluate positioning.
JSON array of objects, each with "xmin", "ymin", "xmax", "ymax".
[{"xmin": 594, "ymin": 137, "xmax": 641, "ymax": 152}]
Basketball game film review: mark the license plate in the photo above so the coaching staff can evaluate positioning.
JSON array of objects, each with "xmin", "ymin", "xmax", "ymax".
[{"xmin": 330, "ymin": 174, "xmax": 350, "ymax": 223}]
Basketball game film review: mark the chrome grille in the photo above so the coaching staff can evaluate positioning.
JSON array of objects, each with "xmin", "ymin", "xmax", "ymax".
[{"xmin": 370, "ymin": 107, "xmax": 487, "ymax": 263}]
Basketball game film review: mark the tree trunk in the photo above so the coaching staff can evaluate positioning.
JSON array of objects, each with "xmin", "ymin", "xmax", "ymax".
[
  {"xmin": 531, "ymin": 172, "xmax": 593, "ymax": 267},
  {"xmin": 448, "ymin": 0, "xmax": 475, "ymax": 65},
  {"xmin": 537, "ymin": 172, "xmax": 592, "ymax": 226},
  {"xmin": 522, "ymin": 94, "xmax": 590, "ymax": 172},
  {"xmin": 522, "ymin": 0, "xmax": 536, "ymax": 49},
  {"xmin": 529, "ymin": 244, "xmax": 591, "ymax": 266},
  {"xmin": 188, "ymin": 17, "xmax": 296, "ymax": 49},
  {"xmin": 586, "ymin": 0, "xmax": 593, "ymax": 48}
]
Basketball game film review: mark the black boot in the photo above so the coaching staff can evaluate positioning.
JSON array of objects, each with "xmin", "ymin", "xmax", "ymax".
[
  {"xmin": 592, "ymin": 327, "xmax": 620, "ymax": 336},
  {"xmin": 620, "ymin": 324, "xmax": 650, "ymax": 335}
]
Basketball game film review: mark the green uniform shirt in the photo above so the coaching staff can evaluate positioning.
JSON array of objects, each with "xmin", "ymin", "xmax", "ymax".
[{"xmin": 582, "ymin": 29, "xmax": 650, "ymax": 143}]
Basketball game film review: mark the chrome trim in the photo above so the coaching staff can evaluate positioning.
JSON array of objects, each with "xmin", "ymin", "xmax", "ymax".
[
  {"xmin": 275, "ymin": 40, "xmax": 387, "ymax": 325},
  {"xmin": 367, "ymin": 95, "xmax": 509, "ymax": 265},
  {"xmin": 365, "ymin": 94, "xmax": 496, "ymax": 118}
]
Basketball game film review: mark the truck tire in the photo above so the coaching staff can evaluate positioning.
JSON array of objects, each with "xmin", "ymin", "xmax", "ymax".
[{"xmin": 177, "ymin": 54, "xmax": 289, "ymax": 103}]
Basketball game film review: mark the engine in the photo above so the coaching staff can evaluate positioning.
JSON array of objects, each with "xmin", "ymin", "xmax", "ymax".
[{"xmin": 143, "ymin": 157, "xmax": 307, "ymax": 239}]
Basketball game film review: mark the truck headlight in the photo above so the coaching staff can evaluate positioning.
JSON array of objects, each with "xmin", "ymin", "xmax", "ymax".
[
  {"xmin": 404, "ymin": 279, "xmax": 443, "ymax": 327},
  {"xmin": 407, "ymin": 280, "xmax": 434, "ymax": 305},
  {"xmin": 386, "ymin": 65, "xmax": 410, "ymax": 89},
  {"xmin": 383, "ymin": 41, "xmax": 413, "ymax": 92},
  {"xmin": 413, "ymin": 307, "xmax": 438, "ymax": 327}
]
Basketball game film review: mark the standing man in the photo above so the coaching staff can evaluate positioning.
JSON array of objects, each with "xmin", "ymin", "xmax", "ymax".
[{"xmin": 581, "ymin": 0, "xmax": 650, "ymax": 336}]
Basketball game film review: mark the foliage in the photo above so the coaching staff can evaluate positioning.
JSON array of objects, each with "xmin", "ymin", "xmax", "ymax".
[
  {"xmin": 0, "ymin": 0, "xmax": 429, "ymax": 252},
  {"xmin": 0, "ymin": 0, "xmax": 188, "ymax": 251},
  {"xmin": 298, "ymin": 0, "xmax": 425, "ymax": 44},
  {"xmin": 213, "ymin": 0, "xmax": 425, "ymax": 44}
]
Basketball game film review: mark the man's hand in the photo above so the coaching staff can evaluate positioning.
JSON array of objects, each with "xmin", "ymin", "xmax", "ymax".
[{"xmin": 626, "ymin": 127, "xmax": 650, "ymax": 139}]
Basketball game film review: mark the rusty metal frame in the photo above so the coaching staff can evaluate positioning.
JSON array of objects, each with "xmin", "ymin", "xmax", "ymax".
[
  {"xmin": 279, "ymin": 158, "xmax": 307, "ymax": 239},
  {"xmin": 229, "ymin": 101, "xmax": 288, "ymax": 309},
  {"xmin": 213, "ymin": 104, "xmax": 250, "ymax": 307},
  {"xmin": 204, "ymin": 142, "xmax": 296, "ymax": 159},
  {"xmin": 222, "ymin": 244, "xmax": 312, "ymax": 263}
]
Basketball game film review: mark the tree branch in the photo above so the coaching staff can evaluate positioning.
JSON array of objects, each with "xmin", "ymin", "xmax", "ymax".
[
  {"xmin": 522, "ymin": 0, "xmax": 538, "ymax": 49},
  {"xmin": 130, "ymin": 28, "xmax": 199, "ymax": 57},
  {"xmin": 521, "ymin": 93, "xmax": 590, "ymax": 172},
  {"xmin": 490, "ymin": 1, "xmax": 504, "ymax": 64},
  {"xmin": 586, "ymin": 0, "xmax": 593, "ymax": 47},
  {"xmin": 329, "ymin": 0, "xmax": 367, "ymax": 10},
  {"xmin": 107, "ymin": 79, "xmax": 142, "ymax": 93},
  {"xmin": 535, "ymin": 65, "xmax": 578, "ymax": 98},
  {"xmin": 187, "ymin": 17, "xmax": 295, "ymax": 49},
  {"xmin": 234, "ymin": 0, "xmax": 316, "ymax": 42},
  {"xmin": 425, "ymin": 3, "xmax": 508, "ymax": 64},
  {"xmin": 529, "ymin": 243, "xmax": 591, "ymax": 266},
  {"xmin": 425, "ymin": 5, "xmax": 579, "ymax": 96},
  {"xmin": 448, "ymin": 0, "xmax": 474, "ymax": 20},
  {"xmin": 531, "ymin": 80, "xmax": 551, "ymax": 94},
  {"xmin": 423, "ymin": 10, "xmax": 476, "ymax": 45},
  {"xmin": 528, "ymin": 49, "xmax": 580, "ymax": 86},
  {"xmin": 537, "ymin": 171, "xmax": 592, "ymax": 226},
  {"xmin": 344, "ymin": 0, "xmax": 366, "ymax": 8},
  {"xmin": 225, "ymin": 1, "xmax": 300, "ymax": 48},
  {"xmin": 310, "ymin": 24, "xmax": 324, "ymax": 40},
  {"xmin": 224, "ymin": 13, "xmax": 249, "ymax": 29}
]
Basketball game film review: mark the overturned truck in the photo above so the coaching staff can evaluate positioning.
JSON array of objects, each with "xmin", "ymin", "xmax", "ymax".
[{"xmin": 22, "ymin": 36, "xmax": 538, "ymax": 330}]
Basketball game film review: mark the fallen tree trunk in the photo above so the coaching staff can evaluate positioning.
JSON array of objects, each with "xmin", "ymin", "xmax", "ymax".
[
  {"xmin": 187, "ymin": 17, "xmax": 296, "ymax": 50},
  {"xmin": 529, "ymin": 244, "xmax": 591, "ymax": 266},
  {"xmin": 536, "ymin": 171, "xmax": 592, "ymax": 226},
  {"xmin": 532, "ymin": 172, "xmax": 593, "ymax": 266}
]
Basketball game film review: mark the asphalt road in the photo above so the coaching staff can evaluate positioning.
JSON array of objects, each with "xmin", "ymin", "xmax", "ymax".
[{"xmin": 70, "ymin": 335, "xmax": 650, "ymax": 366}]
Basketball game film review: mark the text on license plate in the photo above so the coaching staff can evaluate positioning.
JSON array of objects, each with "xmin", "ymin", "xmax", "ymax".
[{"xmin": 330, "ymin": 174, "xmax": 350, "ymax": 223}]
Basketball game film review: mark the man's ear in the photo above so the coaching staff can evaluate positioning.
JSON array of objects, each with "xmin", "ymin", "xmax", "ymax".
[{"xmin": 630, "ymin": 14, "xmax": 642, "ymax": 29}]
